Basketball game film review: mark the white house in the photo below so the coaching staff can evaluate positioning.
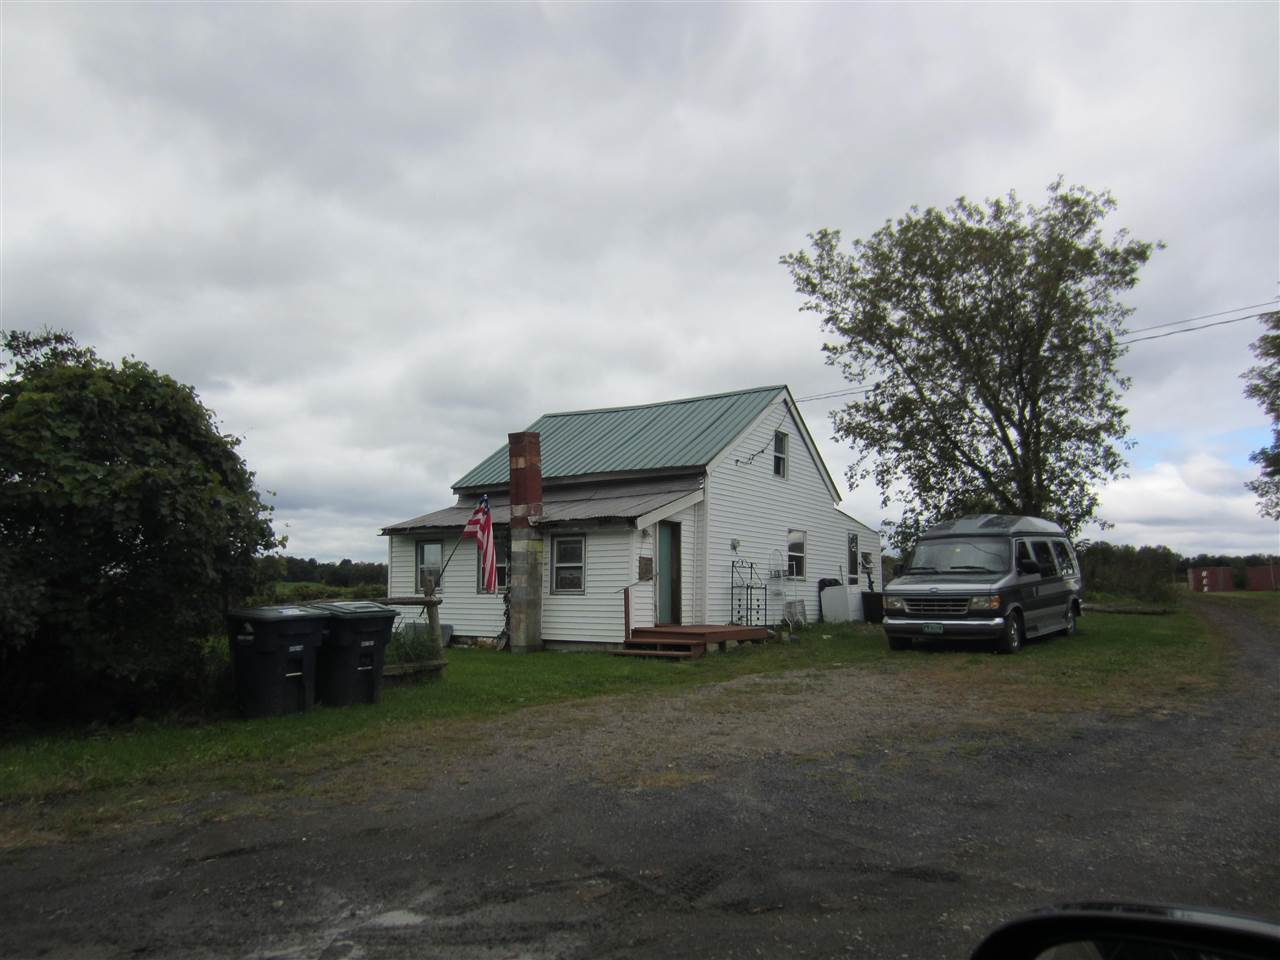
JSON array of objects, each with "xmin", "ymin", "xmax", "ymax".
[{"xmin": 380, "ymin": 385, "xmax": 880, "ymax": 649}]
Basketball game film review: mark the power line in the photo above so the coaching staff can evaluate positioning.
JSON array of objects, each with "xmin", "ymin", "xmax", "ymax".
[
  {"xmin": 1123, "ymin": 299, "xmax": 1277, "ymax": 335},
  {"xmin": 1116, "ymin": 311, "xmax": 1264, "ymax": 345},
  {"xmin": 794, "ymin": 307, "xmax": 1273, "ymax": 404},
  {"xmin": 795, "ymin": 385, "xmax": 875, "ymax": 403}
]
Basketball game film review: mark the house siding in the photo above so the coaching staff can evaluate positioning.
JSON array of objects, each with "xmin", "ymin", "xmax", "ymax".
[
  {"xmin": 386, "ymin": 532, "xmax": 505, "ymax": 637},
  {"xmin": 389, "ymin": 526, "xmax": 650, "ymax": 643},
  {"xmin": 632, "ymin": 529, "xmax": 655, "ymax": 630},
  {"xmin": 706, "ymin": 399, "xmax": 880, "ymax": 624},
  {"xmin": 542, "ymin": 527, "xmax": 633, "ymax": 644}
]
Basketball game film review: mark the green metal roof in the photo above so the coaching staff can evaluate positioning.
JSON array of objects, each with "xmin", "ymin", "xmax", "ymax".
[{"xmin": 453, "ymin": 385, "xmax": 787, "ymax": 490}]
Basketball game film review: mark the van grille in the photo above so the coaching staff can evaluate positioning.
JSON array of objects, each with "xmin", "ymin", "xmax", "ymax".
[{"xmin": 903, "ymin": 596, "xmax": 970, "ymax": 617}]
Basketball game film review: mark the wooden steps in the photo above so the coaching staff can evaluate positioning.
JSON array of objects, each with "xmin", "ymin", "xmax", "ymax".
[{"xmin": 612, "ymin": 624, "xmax": 770, "ymax": 660}]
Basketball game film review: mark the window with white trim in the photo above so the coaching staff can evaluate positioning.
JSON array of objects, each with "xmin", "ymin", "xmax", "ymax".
[
  {"xmin": 773, "ymin": 431, "xmax": 788, "ymax": 478},
  {"xmin": 551, "ymin": 536, "xmax": 586, "ymax": 594},
  {"xmin": 787, "ymin": 529, "xmax": 806, "ymax": 579},
  {"xmin": 416, "ymin": 540, "xmax": 443, "ymax": 593}
]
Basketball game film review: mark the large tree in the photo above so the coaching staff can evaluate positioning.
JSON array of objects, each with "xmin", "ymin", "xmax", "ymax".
[
  {"xmin": 1242, "ymin": 310, "xmax": 1280, "ymax": 519},
  {"xmin": 0, "ymin": 330, "xmax": 281, "ymax": 718},
  {"xmin": 782, "ymin": 180, "xmax": 1158, "ymax": 551}
]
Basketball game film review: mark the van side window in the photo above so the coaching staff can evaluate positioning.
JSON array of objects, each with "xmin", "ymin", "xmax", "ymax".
[
  {"xmin": 1051, "ymin": 541, "xmax": 1076, "ymax": 576},
  {"xmin": 1032, "ymin": 540, "xmax": 1058, "ymax": 574}
]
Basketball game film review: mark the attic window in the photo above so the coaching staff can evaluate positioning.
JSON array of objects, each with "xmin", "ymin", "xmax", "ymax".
[{"xmin": 773, "ymin": 432, "xmax": 788, "ymax": 478}]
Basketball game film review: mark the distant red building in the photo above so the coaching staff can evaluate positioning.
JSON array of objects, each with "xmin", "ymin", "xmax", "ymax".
[
  {"xmin": 1245, "ymin": 563, "xmax": 1279, "ymax": 592},
  {"xmin": 1187, "ymin": 566, "xmax": 1234, "ymax": 592}
]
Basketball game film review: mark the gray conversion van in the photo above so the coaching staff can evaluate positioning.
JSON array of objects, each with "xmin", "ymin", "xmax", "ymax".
[{"xmin": 882, "ymin": 515, "xmax": 1083, "ymax": 654}]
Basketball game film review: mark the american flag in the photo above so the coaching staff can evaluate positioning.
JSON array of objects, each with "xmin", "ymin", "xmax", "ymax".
[{"xmin": 463, "ymin": 494, "xmax": 497, "ymax": 593}]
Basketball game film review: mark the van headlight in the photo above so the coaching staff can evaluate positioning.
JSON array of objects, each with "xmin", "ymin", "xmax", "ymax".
[
  {"xmin": 884, "ymin": 596, "xmax": 905, "ymax": 611},
  {"xmin": 969, "ymin": 595, "xmax": 1000, "ymax": 611}
]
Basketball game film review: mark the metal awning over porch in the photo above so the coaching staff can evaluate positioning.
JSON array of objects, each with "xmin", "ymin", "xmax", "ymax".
[{"xmin": 380, "ymin": 476, "xmax": 703, "ymax": 535}]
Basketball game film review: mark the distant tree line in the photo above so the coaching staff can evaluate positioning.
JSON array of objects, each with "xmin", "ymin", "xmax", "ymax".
[
  {"xmin": 1070, "ymin": 544, "xmax": 1277, "ymax": 602},
  {"xmin": 255, "ymin": 555, "xmax": 387, "ymax": 588},
  {"xmin": 1074, "ymin": 542, "xmax": 1181, "ymax": 604}
]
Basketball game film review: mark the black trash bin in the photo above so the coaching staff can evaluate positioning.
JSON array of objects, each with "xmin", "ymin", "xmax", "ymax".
[
  {"xmin": 225, "ymin": 605, "xmax": 327, "ymax": 718},
  {"xmin": 309, "ymin": 601, "xmax": 398, "ymax": 706},
  {"xmin": 861, "ymin": 591, "xmax": 885, "ymax": 624}
]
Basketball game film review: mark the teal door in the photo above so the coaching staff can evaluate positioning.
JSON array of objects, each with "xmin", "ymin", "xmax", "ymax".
[{"xmin": 658, "ymin": 521, "xmax": 682, "ymax": 625}]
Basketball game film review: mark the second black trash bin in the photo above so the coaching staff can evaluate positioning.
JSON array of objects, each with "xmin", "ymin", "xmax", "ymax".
[
  {"xmin": 310, "ymin": 601, "xmax": 398, "ymax": 706},
  {"xmin": 225, "ymin": 605, "xmax": 328, "ymax": 718}
]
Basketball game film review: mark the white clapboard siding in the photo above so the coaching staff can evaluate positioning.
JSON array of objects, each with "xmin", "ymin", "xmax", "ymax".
[
  {"xmin": 542, "ymin": 528, "xmax": 633, "ymax": 644},
  {"xmin": 631, "ymin": 528, "xmax": 655, "ymax": 630},
  {"xmin": 706, "ymin": 399, "xmax": 880, "ymax": 624},
  {"xmin": 386, "ymin": 532, "xmax": 505, "ymax": 637}
]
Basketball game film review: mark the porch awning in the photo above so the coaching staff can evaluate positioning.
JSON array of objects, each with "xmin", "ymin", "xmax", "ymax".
[{"xmin": 381, "ymin": 476, "xmax": 703, "ymax": 535}]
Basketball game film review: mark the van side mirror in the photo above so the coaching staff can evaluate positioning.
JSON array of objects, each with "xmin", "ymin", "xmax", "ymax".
[{"xmin": 1017, "ymin": 558, "xmax": 1041, "ymax": 576}]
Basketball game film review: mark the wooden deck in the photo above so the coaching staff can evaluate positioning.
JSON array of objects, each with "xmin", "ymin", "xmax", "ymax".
[{"xmin": 611, "ymin": 624, "xmax": 770, "ymax": 660}]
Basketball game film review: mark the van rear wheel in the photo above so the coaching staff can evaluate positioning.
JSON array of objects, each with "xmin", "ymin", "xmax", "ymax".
[{"xmin": 996, "ymin": 612, "xmax": 1023, "ymax": 655}]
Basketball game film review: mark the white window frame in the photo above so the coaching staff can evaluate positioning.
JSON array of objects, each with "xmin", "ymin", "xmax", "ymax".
[
  {"xmin": 773, "ymin": 431, "xmax": 788, "ymax": 478},
  {"xmin": 787, "ymin": 529, "xmax": 806, "ymax": 579},
  {"xmin": 551, "ymin": 535, "xmax": 586, "ymax": 595},
  {"xmin": 416, "ymin": 539, "xmax": 444, "ymax": 594}
]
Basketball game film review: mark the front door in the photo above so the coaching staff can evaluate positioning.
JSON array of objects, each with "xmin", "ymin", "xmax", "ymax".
[{"xmin": 658, "ymin": 521, "xmax": 682, "ymax": 625}]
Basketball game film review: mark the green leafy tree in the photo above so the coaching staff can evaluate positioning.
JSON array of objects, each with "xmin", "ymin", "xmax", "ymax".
[
  {"xmin": 0, "ymin": 330, "xmax": 282, "ymax": 719},
  {"xmin": 1242, "ymin": 311, "xmax": 1280, "ymax": 519},
  {"xmin": 782, "ymin": 180, "xmax": 1159, "ymax": 551}
]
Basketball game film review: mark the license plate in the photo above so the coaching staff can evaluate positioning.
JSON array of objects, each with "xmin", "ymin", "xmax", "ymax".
[{"xmin": 922, "ymin": 623, "xmax": 944, "ymax": 635}]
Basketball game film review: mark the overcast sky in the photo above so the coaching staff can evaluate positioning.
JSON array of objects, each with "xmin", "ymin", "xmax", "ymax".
[{"xmin": 3, "ymin": 2, "xmax": 1277, "ymax": 562}]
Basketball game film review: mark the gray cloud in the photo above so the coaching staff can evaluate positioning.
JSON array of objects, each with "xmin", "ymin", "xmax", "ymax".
[{"xmin": 4, "ymin": 2, "xmax": 1276, "ymax": 561}]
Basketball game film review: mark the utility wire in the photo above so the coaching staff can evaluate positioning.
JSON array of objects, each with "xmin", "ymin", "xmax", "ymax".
[
  {"xmin": 1122, "ymin": 299, "xmax": 1277, "ymax": 335},
  {"xmin": 794, "ymin": 306, "xmax": 1273, "ymax": 404},
  {"xmin": 1116, "ymin": 311, "xmax": 1264, "ymax": 345}
]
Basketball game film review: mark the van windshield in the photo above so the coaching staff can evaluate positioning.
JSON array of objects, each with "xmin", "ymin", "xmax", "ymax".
[{"xmin": 906, "ymin": 538, "xmax": 1010, "ymax": 574}]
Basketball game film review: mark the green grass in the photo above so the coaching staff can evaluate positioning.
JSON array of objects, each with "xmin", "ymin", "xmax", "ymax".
[
  {"xmin": 0, "ymin": 631, "xmax": 889, "ymax": 808},
  {"xmin": 0, "ymin": 606, "xmax": 1229, "ymax": 843}
]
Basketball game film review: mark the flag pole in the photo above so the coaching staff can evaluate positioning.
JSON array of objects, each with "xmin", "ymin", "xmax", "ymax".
[{"xmin": 437, "ymin": 533, "xmax": 466, "ymax": 582}]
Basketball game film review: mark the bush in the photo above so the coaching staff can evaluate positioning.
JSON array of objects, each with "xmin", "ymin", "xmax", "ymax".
[
  {"xmin": 0, "ymin": 331, "xmax": 280, "ymax": 721},
  {"xmin": 1076, "ymin": 541, "xmax": 1179, "ymax": 604},
  {"xmin": 388, "ymin": 622, "xmax": 442, "ymax": 665}
]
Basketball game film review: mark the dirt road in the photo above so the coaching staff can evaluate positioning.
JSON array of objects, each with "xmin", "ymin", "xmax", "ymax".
[{"xmin": 2, "ymin": 597, "xmax": 1276, "ymax": 959}]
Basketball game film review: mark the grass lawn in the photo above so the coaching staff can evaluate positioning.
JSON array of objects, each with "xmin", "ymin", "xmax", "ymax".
[{"xmin": 0, "ymin": 605, "xmax": 1226, "ymax": 844}]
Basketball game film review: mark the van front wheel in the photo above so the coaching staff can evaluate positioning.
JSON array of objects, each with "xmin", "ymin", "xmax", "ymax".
[{"xmin": 996, "ymin": 612, "xmax": 1023, "ymax": 655}]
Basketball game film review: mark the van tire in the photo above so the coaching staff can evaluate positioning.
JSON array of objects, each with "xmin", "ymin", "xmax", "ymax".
[
  {"xmin": 996, "ymin": 612, "xmax": 1023, "ymax": 655},
  {"xmin": 1063, "ymin": 604, "xmax": 1077, "ymax": 637},
  {"xmin": 888, "ymin": 635, "xmax": 912, "ymax": 651}
]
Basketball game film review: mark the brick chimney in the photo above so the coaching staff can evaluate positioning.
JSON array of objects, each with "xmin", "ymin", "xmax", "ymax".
[{"xmin": 507, "ymin": 432, "xmax": 543, "ymax": 653}]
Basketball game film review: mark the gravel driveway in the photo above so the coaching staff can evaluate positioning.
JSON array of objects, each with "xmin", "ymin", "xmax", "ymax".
[{"xmin": 2, "ymin": 596, "xmax": 1276, "ymax": 960}]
